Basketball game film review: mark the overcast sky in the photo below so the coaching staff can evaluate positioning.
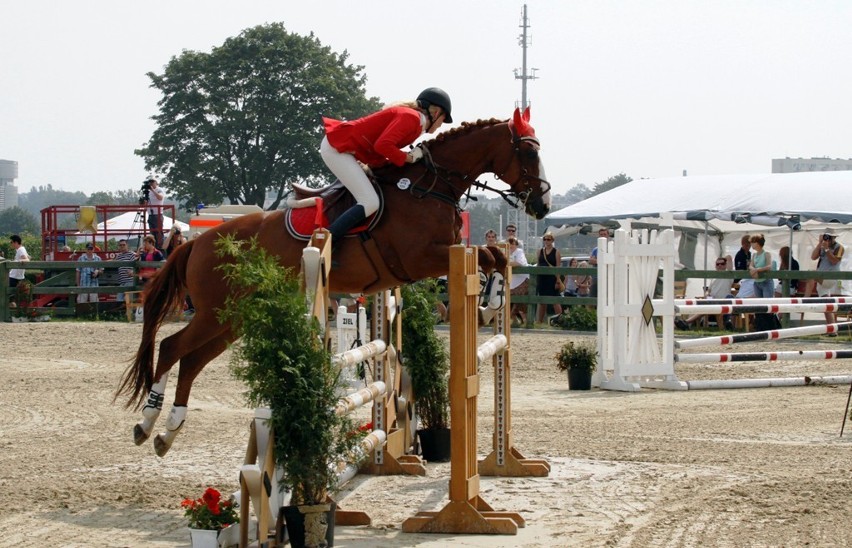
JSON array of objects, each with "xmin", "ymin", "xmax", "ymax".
[{"xmin": 2, "ymin": 0, "xmax": 850, "ymax": 198}]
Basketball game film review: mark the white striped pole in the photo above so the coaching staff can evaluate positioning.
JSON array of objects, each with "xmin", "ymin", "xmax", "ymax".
[
  {"xmin": 331, "ymin": 339, "xmax": 387, "ymax": 369},
  {"xmin": 686, "ymin": 375, "xmax": 852, "ymax": 390},
  {"xmin": 676, "ymin": 322, "xmax": 852, "ymax": 349},
  {"xmin": 675, "ymin": 303, "xmax": 852, "ymax": 315},
  {"xmin": 676, "ymin": 297, "xmax": 852, "ymax": 306},
  {"xmin": 476, "ymin": 334, "xmax": 507, "ymax": 364},
  {"xmin": 335, "ymin": 381, "xmax": 387, "ymax": 416},
  {"xmin": 675, "ymin": 349, "xmax": 852, "ymax": 364},
  {"xmin": 336, "ymin": 429, "xmax": 388, "ymax": 485}
]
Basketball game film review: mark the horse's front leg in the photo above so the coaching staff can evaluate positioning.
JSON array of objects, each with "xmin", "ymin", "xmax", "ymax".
[
  {"xmin": 133, "ymin": 375, "xmax": 168, "ymax": 445},
  {"xmin": 478, "ymin": 246, "xmax": 508, "ymax": 325}
]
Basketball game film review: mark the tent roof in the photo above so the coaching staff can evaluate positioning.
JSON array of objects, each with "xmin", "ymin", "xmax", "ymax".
[
  {"xmin": 546, "ymin": 171, "xmax": 852, "ymax": 227},
  {"xmin": 98, "ymin": 211, "xmax": 189, "ymax": 232}
]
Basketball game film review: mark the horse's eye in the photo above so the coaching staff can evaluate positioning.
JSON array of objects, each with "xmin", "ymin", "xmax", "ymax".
[{"xmin": 520, "ymin": 143, "xmax": 539, "ymax": 161}]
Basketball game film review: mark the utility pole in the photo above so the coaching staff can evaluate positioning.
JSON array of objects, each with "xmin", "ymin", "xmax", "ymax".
[
  {"xmin": 511, "ymin": 3, "xmax": 540, "ymax": 250},
  {"xmin": 514, "ymin": 4, "xmax": 538, "ymax": 111}
]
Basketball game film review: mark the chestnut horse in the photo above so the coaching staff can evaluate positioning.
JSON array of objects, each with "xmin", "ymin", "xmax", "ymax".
[{"xmin": 117, "ymin": 107, "xmax": 551, "ymax": 456}]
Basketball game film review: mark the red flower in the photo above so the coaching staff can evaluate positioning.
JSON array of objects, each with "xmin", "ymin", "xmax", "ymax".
[{"xmin": 202, "ymin": 487, "xmax": 221, "ymax": 514}]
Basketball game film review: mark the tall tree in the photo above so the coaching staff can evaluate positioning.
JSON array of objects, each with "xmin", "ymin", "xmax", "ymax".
[
  {"xmin": 589, "ymin": 173, "xmax": 632, "ymax": 198},
  {"xmin": 18, "ymin": 184, "xmax": 88, "ymax": 217},
  {"xmin": 137, "ymin": 24, "xmax": 382, "ymax": 210},
  {"xmin": 0, "ymin": 206, "xmax": 40, "ymax": 235}
]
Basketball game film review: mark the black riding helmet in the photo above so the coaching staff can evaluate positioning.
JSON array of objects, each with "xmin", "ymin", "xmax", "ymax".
[{"xmin": 417, "ymin": 87, "xmax": 453, "ymax": 123}]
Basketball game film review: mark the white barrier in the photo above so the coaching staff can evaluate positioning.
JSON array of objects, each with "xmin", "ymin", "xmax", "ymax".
[{"xmin": 597, "ymin": 227, "xmax": 852, "ymax": 392}]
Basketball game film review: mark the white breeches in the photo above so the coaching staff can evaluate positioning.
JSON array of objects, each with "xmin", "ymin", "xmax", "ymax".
[{"xmin": 320, "ymin": 136, "xmax": 380, "ymax": 216}]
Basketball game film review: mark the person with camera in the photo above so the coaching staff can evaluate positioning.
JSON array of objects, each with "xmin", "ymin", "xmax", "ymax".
[
  {"xmin": 162, "ymin": 224, "xmax": 186, "ymax": 259},
  {"xmin": 810, "ymin": 229, "xmax": 845, "ymax": 330},
  {"xmin": 76, "ymin": 242, "xmax": 103, "ymax": 304},
  {"xmin": 142, "ymin": 177, "xmax": 166, "ymax": 249}
]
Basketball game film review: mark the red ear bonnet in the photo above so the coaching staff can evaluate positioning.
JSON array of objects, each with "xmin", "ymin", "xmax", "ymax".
[{"xmin": 510, "ymin": 107, "xmax": 536, "ymax": 139}]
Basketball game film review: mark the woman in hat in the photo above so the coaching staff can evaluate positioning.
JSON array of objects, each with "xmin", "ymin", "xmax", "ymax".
[{"xmin": 320, "ymin": 88, "xmax": 453, "ymax": 251}]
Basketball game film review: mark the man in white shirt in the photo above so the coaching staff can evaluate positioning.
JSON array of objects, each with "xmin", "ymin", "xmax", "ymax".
[
  {"xmin": 144, "ymin": 177, "xmax": 166, "ymax": 248},
  {"xmin": 8, "ymin": 234, "xmax": 30, "ymax": 288}
]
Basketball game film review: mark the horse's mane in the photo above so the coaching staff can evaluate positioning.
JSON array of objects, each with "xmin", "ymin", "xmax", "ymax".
[{"xmin": 432, "ymin": 118, "xmax": 506, "ymax": 144}]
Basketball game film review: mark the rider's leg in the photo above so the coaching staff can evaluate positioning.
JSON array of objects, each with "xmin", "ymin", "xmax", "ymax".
[{"xmin": 320, "ymin": 137, "xmax": 380, "ymax": 248}]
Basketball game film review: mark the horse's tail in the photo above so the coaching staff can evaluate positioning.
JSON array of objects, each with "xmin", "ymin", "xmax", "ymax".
[{"xmin": 115, "ymin": 240, "xmax": 195, "ymax": 410}]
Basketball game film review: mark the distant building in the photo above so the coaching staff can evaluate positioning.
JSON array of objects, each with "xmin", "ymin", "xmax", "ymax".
[
  {"xmin": 0, "ymin": 159, "xmax": 19, "ymax": 210},
  {"xmin": 772, "ymin": 157, "xmax": 852, "ymax": 173}
]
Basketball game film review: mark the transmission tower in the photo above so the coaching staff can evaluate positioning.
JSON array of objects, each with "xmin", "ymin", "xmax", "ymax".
[{"xmin": 509, "ymin": 3, "xmax": 540, "ymax": 250}]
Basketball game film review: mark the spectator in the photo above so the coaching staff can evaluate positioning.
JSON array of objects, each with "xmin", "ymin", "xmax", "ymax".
[
  {"xmin": 810, "ymin": 229, "xmax": 845, "ymax": 330},
  {"xmin": 143, "ymin": 177, "xmax": 166, "ymax": 249},
  {"xmin": 507, "ymin": 236, "xmax": 529, "ymax": 325},
  {"xmin": 535, "ymin": 231, "xmax": 563, "ymax": 323},
  {"xmin": 748, "ymin": 234, "xmax": 774, "ymax": 298},
  {"xmin": 575, "ymin": 260, "xmax": 593, "ymax": 297},
  {"xmin": 775, "ymin": 246, "xmax": 800, "ymax": 297},
  {"xmin": 8, "ymin": 234, "xmax": 30, "ymax": 289},
  {"xmin": 589, "ymin": 227, "xmax": 610, "ymax": 267},
  {"xmin": 676, "ymin": 256, "xmax": 735, "ymax": 330},
  {"xmin": 484, "ymin": 229, "xmax": 498, "ymax": 246},
  {"xmin": 114, "ymin": 239, "xmax": 137, "ymax": 302},
  {"xmin": 138, "ymin": 235, "xmax": 164, "ymax": 283},
  {"xmin": 76, "ymin": 242, "xmax": 103, "ymax": 304},
  {"xmin": 563, "ymin": 257, "xmax": 579, "ymax": 296},
  {"xmin": 434, "ymin": 276, "xmax": 448, "ymax": 323},
  {"xmin": 504, "ymin": 224, "xmax": 521, "ymax": 247},
  {"xmin": 734, "ymin": 234, "xmax": 751, "ymax": 282},
  {"xmin": 162, "ymin": 225, "xmax": 187, "ymax": 258}
]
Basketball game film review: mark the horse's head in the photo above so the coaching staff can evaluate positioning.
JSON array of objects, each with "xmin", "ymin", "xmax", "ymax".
[{"xmin": 495, "ymin": 107, "xmax": 551, "ymax": 220}]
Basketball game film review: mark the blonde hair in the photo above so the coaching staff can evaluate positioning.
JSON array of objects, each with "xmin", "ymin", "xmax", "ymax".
[{"xmin": 388, "ymin": 100, "xmax": 420, "ymax": 110}]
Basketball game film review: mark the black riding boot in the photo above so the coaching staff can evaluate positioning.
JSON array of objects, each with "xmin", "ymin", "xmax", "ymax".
[{"xmin": 327, "ymin": 204, "xmax": 367, "ymax": 252}]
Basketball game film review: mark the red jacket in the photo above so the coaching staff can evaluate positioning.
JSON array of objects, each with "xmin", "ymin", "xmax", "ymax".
[{"xmin": 323, "ymin": 106, "xmax": 423, "ymax": 167}]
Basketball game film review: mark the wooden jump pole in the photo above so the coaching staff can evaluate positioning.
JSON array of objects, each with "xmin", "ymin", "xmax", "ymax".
[
  {"xmin": 402, "ymin": 245, "xmax": 525, "ymax": 535},
  {"xmin": 478, "ymin": 244, "xmax": 550, "ymax": 478}
]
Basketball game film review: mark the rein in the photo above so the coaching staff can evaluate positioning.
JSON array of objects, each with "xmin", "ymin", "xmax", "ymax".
[{"xmin": 409, "ymin": 128, "xmax": 551, "ymax": 211}]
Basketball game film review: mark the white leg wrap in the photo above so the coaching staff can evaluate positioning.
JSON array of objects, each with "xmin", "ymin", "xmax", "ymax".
[
  {"xmin": 164, "ymin": 405, "xmax": 187, "ymax": 433},
  {"xmin": 480, "ymin": 306, "xmax": 497, "ymax": 325},
  {"xmin": 485, "ymin": 272, "xmax": 506, "ymax": 310},
  {"xmin": 138, "ymin": 377, "xmax": 168, "ymax": 433}
]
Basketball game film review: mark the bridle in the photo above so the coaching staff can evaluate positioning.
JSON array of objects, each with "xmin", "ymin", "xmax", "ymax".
[{"xmin": 407, "ymin": 124, "xmax": 551, "ymax": 211}]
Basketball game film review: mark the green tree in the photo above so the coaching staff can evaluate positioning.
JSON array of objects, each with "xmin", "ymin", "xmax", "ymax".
[
  {"xmin": 18, "ymin": 184, "xmax": 87, "ymax": 218},
  {"xmin": 0, "ymin": 206, "xmax": 40, "ymax": 235},
  {"xmin": 137, "ymin": 23, "xmax": 382, "ymax": 211},
  {"xmin": 464, "ymin": 199, "xmax": 503, "ymax": 245},
  {"xmin": 561, "ymin": 183, "xmax": 592, "ymax": 206},
  {"xmin": 589, "ymin": 173, "xmax": 632, "ymax": 198}
]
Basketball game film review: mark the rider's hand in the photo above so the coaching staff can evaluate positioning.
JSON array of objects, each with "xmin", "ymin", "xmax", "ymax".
[{"xmin": 406, "ymin": 148, "xmax": 424, "ymax": 163}]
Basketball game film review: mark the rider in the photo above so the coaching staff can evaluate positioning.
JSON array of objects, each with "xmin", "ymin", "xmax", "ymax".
[{"xmin": 320, "ymin": 87, "xmax": 453, "ymax": 250}]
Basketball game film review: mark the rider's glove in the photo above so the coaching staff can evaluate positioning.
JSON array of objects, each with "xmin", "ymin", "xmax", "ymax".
[{"xmin": 406, "ymin": 147, "xmax": 424, "ymax": 163}]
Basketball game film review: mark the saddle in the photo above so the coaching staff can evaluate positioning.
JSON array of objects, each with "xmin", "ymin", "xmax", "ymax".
[{"xmin": 284, "ymin": 180, "xmax": 384, "ymax": 241}]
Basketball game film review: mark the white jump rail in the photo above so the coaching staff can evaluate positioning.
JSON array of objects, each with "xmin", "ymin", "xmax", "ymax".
[{"xmin": 598, "ymin": 226, "xmax": 852, "ymax": 392}]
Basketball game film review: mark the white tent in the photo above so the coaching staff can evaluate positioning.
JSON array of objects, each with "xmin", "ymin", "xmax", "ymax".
[
  {"xmin": 97, "ymin": 211, "xmax": 189, "ymax": 236},
  {"xmin": 545, "ymin": 171, "xmax": 852, "ymax": 296}
]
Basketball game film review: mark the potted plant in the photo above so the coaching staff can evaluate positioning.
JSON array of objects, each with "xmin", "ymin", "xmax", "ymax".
[
  {"xmin": 555, "ymin": 340, "xmax": 597, "ymax": 390},
  {"xmin": 219, "ymin": 236, "xmax": 361, "ymax": 547},
  {"xmin": 400, "ymin": 281, "xmax": 451, "ymax": 461},
  {"xmin": 181, "ymin": 487, "xmax": 240, "ymax": 548}
]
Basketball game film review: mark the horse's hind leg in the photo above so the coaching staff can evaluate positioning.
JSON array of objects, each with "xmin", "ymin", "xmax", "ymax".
[
  {"xmin": 131, "ymin": 323, "xmax": 213, "ymax": 445},
  {"xmin": 153, "ymin": 330, "xmax": 232, "ymax": 457},
  {"xmin": 133, "ymin": 375, "xmax": 169, "ymax": 445}
]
